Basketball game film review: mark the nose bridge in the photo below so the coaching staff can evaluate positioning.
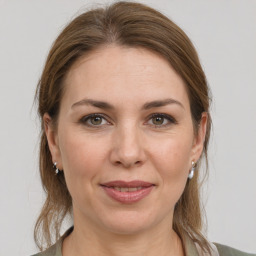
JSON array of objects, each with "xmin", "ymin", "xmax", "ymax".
[
  {"xmin": 111, "ymin": 122, "xmax": 145, "ymax": 168},
  {"xmin": 121, "ymin": 123, "xmax": 139, "ymax": 152}
]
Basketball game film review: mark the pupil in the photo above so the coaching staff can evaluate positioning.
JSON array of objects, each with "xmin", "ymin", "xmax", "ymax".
[
  {"xmin": 153, "ymin": 116, "xmax": 163, "ymax": 125},
  {"xmin": 92, "ymin": 116, "xmax": 102, "ymax": 125}
]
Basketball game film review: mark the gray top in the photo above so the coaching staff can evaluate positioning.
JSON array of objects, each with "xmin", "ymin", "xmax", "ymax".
[{"xmin": 32, "ymin": 227, "xmax": 255, "ymax": 256}]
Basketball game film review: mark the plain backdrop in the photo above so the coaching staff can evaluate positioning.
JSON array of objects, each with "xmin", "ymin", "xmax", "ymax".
[{"xmin": 0, "ymin": 0, "xmax": 255, "ymax": 255}]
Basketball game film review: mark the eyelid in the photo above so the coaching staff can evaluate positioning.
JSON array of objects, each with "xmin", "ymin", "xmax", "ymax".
[
  {"xmin": 79, "ymin": 112, "xmax": 177, "ymax": 128},
  {"xmin": 146, "ymin": 113, "xmax": 177, "ymax": 127},
  {"xmin": 80, "ymin": 113, "xmax": 112, "ymax": 127}
]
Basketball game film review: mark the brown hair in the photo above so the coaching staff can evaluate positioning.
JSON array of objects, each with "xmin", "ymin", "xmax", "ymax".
[{"xmin": 35, "ymin": 1, "xmax": 212, "ymax": 253}]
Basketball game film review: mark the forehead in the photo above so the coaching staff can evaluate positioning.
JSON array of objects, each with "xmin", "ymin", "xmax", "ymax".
[{"xmin": 62, "ymin": 45, "xmax": 189, "ymax": 108}]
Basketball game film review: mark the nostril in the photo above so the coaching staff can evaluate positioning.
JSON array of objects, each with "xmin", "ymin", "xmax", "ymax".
[{"xmin": 114, "ymin": 160, "xmax": 142, "ymax": 168}]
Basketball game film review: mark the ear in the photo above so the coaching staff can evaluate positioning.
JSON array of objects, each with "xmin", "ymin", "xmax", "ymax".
[
  {"xmin": 191, "ymin": 112, "xmax": 208, "ymax": 162},
  {"xmin": 43, "ymin": 113, "xmax": 63, "ymax": 169}
]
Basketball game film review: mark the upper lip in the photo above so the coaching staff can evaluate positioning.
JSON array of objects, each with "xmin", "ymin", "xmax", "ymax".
[{"xmin": 101, "ymin": 180, "xmax": 154, "ymax": 188}]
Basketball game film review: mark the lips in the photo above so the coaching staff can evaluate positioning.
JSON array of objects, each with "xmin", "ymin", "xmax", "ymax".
[
  {"xmin": 102, "ymin": 180, "xmax": 153, "ymax": 188},
  {"xmin": 100, "ymin": 180, "xmax": 155, "ymax": 204}
]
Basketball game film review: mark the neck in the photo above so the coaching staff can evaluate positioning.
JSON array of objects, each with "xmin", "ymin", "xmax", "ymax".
[{"xmin": 63, "ymin": 215, "xmax": 184, "ymax": 256}]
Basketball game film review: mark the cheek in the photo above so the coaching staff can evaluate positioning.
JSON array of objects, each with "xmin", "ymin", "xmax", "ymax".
[
  {"xmin": 149, "ymin": 134, "xmax": 192, "ymax": 197},
  {"xmin": 58, "ymin": 130, "xmax": 108, "ymax": 183},
  {"xmin": 151, "ymin": 133, "xmax": 192, "ymax": 171},
  {"xmin": 58, "ymin": 131, "xmax": 110, "ymax": 211}
]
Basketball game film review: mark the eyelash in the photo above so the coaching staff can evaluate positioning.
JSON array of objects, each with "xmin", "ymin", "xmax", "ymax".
[
  {"xmin": 79, "ymin": 113, "xmax": 177, "ymax": 128},
  {"xmin": 147, "ymin": 113, "xmax": 177, "ymax": 128},
  {"xmin": 80, "ymin": 113, "xmax": 110, "ymax": 128}
]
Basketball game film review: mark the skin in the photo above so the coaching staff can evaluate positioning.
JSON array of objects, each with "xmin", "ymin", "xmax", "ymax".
[{"xmin": 44, "ymin": 45, "xmax": 207, "ymax": 256}]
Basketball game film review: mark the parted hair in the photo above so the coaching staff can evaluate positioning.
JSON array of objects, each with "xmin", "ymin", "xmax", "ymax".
[{"xmin": 35, "ymin": 1, "xmax": 212, "ymax": 253}]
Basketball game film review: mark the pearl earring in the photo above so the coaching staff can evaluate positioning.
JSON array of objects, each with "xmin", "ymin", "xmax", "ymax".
[
  {"xmin": 53, "ymin": 162, "xmax": 59, "ymax": 175},
  {"xmin": 188, "ymin": 161, "xmax": 196, "ymax": 179}
]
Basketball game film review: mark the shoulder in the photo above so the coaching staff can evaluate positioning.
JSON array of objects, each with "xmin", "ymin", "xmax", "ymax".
[
  {"xmin": 31, "ymin": 226, "xmax": 73, "ymax": 256},
  {"xmin": 215, "ymin": 243, "xmax": 256, "ymax": 256},
  {"xmin": 30, "ymin": 243, "xmax": 59, "ymax": 256}
]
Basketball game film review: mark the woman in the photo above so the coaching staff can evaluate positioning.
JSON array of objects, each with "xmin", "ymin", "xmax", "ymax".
[{"xmin": 32, "ymin": 1, "xmax": 255, "ymax": 256}]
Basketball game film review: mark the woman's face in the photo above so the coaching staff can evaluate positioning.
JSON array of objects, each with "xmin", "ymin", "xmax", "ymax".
[{"xmin": 45, "ymin": 45, "xmax": 206, "ymax": 235}]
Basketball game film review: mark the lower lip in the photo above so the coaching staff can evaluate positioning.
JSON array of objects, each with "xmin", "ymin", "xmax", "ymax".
[{"xmin": 101, "ymin": 186, "xmax": 154, "ymax": 204}]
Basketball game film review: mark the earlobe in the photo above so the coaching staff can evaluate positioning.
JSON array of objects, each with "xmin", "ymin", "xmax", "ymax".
[
  {"xmin": 191, "ymin": 112, "xmax": 208, "ymax": 162},
  {"xmin": 43, "ymin": 113, "xmax": 62, "ymax": 169}
]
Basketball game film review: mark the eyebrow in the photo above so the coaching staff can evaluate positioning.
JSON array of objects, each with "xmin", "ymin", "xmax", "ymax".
[
  {"xmin": 71, "ymin": 98, "xmax": 184, "ymax": 110},
  {"xmin": 72, "ymin": 99, "xmax": 114, "ymax": 110},
  {"xmin": 142, "ymin": 98, "xmax": 184, "ymax": 110}
]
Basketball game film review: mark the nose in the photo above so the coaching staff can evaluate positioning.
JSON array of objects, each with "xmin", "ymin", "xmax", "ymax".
[{"xmin": 109, "ymin": 124, "xmax": 147, "ymax": 168}]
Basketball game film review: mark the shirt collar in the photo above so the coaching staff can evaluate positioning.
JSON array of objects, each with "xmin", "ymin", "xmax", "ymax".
[
  {"xmin": 183, "ymin": 232, "xmax": 200, "ymax": 256},
  {"xmin": 53, "ymin": 227, "xmax": 200, "ymax": 256}
]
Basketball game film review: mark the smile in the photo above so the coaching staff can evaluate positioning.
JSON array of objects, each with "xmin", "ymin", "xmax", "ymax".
[
  {"xmin": 112, "ymin": 187, "xmax": 143, "ymax": 192},
  {"xmin": 101, "ymin": 180, "xmax": 155, "ymax": 204}
]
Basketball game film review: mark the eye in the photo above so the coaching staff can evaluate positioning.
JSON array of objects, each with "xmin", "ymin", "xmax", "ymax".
[
  {"xmin": 151, "ymin": 116, "xmax": 166, "ymax": 125},
  {"xmin": 80, "ymin": 114, "xmax": 110, "ymax": 127},
  {"xmin": 147, "ymin": 113, "xmax": 177, "ymax": 127}
]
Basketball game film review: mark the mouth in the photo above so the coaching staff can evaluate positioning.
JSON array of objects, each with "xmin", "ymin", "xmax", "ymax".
[
  {"xmin": 100, "ymin": 180, "xmax": 155, "ymax": 204},
  {"xmin": 107, "ymin": 187, "xmax": 144, "ymax": 192}
]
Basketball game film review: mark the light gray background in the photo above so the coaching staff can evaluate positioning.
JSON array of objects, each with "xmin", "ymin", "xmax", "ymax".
[{"xmin": 0, "ymin": 0, "xmax": 255, "ymax": 255}]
